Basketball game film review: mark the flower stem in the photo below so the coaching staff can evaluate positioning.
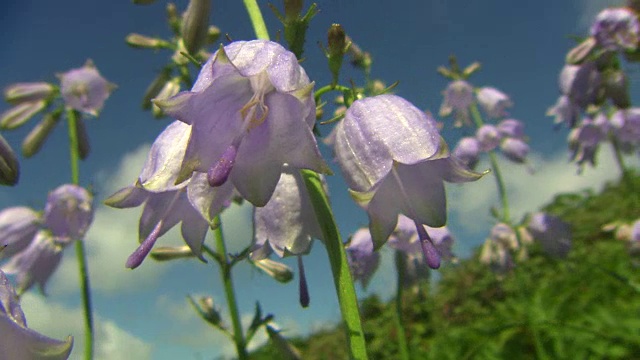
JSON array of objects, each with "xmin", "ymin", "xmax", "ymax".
[
  {"xmin": 66, "ymin": 108, "xmax": 94, "ymax": 360},
  {"xmin": 301, "ymin": 170, "xmax": 369, "ymax": 360},
  {"xmin": 393, "ymin": 251, "xmax": 410, "ymax": 360},
  {"xmin": 470, "ymin": 104, "xmax": 511, "ymax": 223},
  {"xmin": 242, "ymin": 0, "xmax": 270, "ymax": 40},
  {"xmin": 610, "ymin": 138, "xmax": 628, "ymax": 178},
  {"xmin": 212, "ymin": 217, "xmax": 248, "ymax": 360}
]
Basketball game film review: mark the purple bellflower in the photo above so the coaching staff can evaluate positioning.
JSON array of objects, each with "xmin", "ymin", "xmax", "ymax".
[
  {"xmin": 346, "ymin": 228, "xmax": 380, "ymax": 289},
  {"xmin": 476, "ymin": 124, "xmax": 502, "ymax": 152},
  {"xmin": 390, "ymin": 215, "xmax": 455, "ymax": 268},
  {"xmin": 452, "ymin": 137, "xmax": 481, "ymax": 169},
  {"xmin": 1, "ymin": 184, "xmax": 93, "ymax": 294},
  {"xmin": 591, "ymin": 7, "xmax": 640, "ymax": 51},
  {"xmin": 330, "ymin": 94, "xmax": 482, "ymax": 267},
  {"xmin": 105, "ymin": 121, "xmax": 223, "ymax": 269},
  {"xmin": 59, "ymin": 60, "xmax": 115, "ymax": 116},
  {"xmin": 497, "ymin": 119, "xmax": 526, "ymax": 139},
  {"xmin": 0, "ymin": 270, "xmax": 73, "ymax": 360},
  {"xmin": 155, "ymin": 40, "xmax": 330, "ymax": 206},
  {"xmin": 251, "ymin": 166, "xmax": 323, "ymax": 260},
  {"xmin": 477, "ymin": 87, "xmax": 512, "ymax": 119},
  {"xmin": 439, "ymin": 80, "xmax": 474, "ymax": 127},
  {"xmin": 527, "ymin": 212, "xmax": 572, "ymax": 258},
  {"xmin": 547, "ymin": 95, "xmax": 582, "ymax": 127},
  {"xmin": 611, "ymin": 108, "xmax": 640, "ymax": 148},
  {"xmin": 567, "ymin": 116, "xmax": 607, "ymax": 170},
  {"xmin": 559, "ymin": 62, "xmax": 601, "ymax": 109},
  {"xmin": 500, "ymin": 138, "xmax": 530, "ymax": 163}
]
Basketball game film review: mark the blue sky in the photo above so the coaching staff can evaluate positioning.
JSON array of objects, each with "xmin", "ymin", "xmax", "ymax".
[{"xmin": 0, "ymin": 0, "xmax": 633, "ymax": 358}]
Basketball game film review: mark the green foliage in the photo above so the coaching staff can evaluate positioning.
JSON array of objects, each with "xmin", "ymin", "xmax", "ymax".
[{"xmin": 251, "ymin": 172, "xmax": 640, "ymax": 359}]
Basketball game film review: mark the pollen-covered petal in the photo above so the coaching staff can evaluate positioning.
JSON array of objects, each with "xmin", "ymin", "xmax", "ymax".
[{"xmin": 335, "ymin": 94, "xmax": 441, "ymax": 192}]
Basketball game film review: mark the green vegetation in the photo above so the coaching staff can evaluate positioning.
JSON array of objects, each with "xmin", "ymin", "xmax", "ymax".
[{"xmin": 252, "ymin": 171, "xmax": 640, "ymax": 359}]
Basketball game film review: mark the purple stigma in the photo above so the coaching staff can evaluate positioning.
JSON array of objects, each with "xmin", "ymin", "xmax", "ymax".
[
  {"xmin": 208, "ymin": 144, "xmax": 238, "ymax": 187},
  {"xmin": 298, "ymin": 256, "xmax": 310, "ymax": 308},
  {"xmin": 415, "ymin": 221, "xmax": 441, "ymax": 269},
  {"xmin": 126, "ymin": 220, "xmax": 163, "ymax": 269}
]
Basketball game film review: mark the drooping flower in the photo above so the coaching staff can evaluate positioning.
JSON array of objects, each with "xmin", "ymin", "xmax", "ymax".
[
  {"xmin": 155, "ymin": 40, "xmax": 330, "ymax": 207},
  {"xmin": 439, "ymin": 80, "xmax": 474, "ymax": 127},
  {"xmin": 105, "ymin": 121, "xmax": 224, "ymax": 269},
  {"xmin": 497, "ymin": 119, "xmax": 525, "ymax": 139},
  {"xmin": 251, "ymin": 166, "xmax": 323, "ymax": 260},
  {"xmin": 476, "ymin": 87, "xmax": 512, "ymax": 119},
  {"xmin": 452, "ymin": 137, "xmax": 481, "ymax": 169},
  {"xmin": 330, "ymin": 94, "xmax": 482, "ymax": 264},
  {"xmin": 479, "ymin": 237, "xmax": 513, "ymax": 273},
  {"xmin": 0, "ymin": 184, "xmax": 94, "ymax": 293},
  {"xmin": 547, "ymin": 95, "xmax": 581, "ymax": 127},
  {"xmin": 0, "ymin": 206, "xmax": 41, "ymax": 259},
  {"xmin": 527, "ymin": 212, "xmax": 572, "ymax": 258},
  {"xmin": 345, "ymin": 228, "xmax": 380, "ymax": 289},
  {"xmin": 476, "ymin": 124, "xmax": 502, "ymax": 151},
  {"xmin": 500, "ymin": 138, "xmax": 530, "ymax": 163},
  {"xmin": 0, "ymin": 269, "xmax": 73, "ymax": 360},
  {"xmin": 610, "ymin": 108, "xmax": 640, "ymax": 147},
  {"xmin": 559, "ymin": 62, "xmax": 601, "ymax": 109},
  {"xmin": 59, "ymin": 60, "xmax": 115, "ymax": 116},
  {"xmin": 591, "ymin": 7, "xmax": 640, "ymax": 51},
  {"xmin": 390, "ymin": 215, "xmax": 456, "ymax": 267},
  {"xmin": 567, "ymin": 116, "xmax": 607, "ymax": 170}
]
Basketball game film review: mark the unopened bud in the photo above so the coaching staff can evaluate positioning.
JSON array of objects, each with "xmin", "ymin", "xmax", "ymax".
[
  {"xmin": 462, "ymin": 62, "xmax": 481, "ymax": 78},
  {"xmin": 75, "ymin": 118, "xmax": 91, "ymax": 160},
  {"xmin": 603, "ymin": 69, "xmax": 630, "ymax": 108},
  {"xmin": 150, "ymin": 245, "xmax": 195, "ymax": 261},
  {"xmin": 152, "ymin": 77, "xmax": 181, "ymax": 118},
  {"xmin": 254, "ymin": 258, "xmax": 294, "ymax": 283},
  {"xmin": 181, "ymin": 0, "xmax": 211, "ymax": 55},
  {"xmin": 327, "ymin": 24, "xmax": 348, "ymax": 85},
  {"xmin": 142, "ymin": 69, "xmax": 172, "ymax": 110},
  {"xmin": 0, "ymin": 101, "xmax": 46, "ymax": 130},
  {"xmin": 167, "ymin": 3, "xmax": 181, "ymax": 34},
  {"xmin": 283, "ymin": 0, "xmax": 303, "ymax": 22},
  {"xmin": 206, "ymin": 25, "xmax": 221, "ymax": 44},
  {"xmin": 188, "ymin": 295, "xmax": 223, "ymax": 327},
  {"xmin": 22, "ymin": 110, "xmax": 62, "ymax": 158},
  {"xmin": 4, "ymin": 82, "xmax": 55, "ymax": 104},
  {"xmin": 566, "ymin": 37, "xmax": 596, "ymax": 65},
  {"xmin": 0, "ymin": 134, "xmax": 19, "ymax": 186},
  {"xmin": 126, "ymin": 33, "xmax": 168, "ymax": 49}
]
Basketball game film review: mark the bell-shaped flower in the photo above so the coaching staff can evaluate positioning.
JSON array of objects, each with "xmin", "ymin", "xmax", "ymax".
[
  {"xmin": 497, "ymin": 119, "xmax": 525, "ymax": 139},
  {"xmin": 251, "ymin": 166, "xmax": 323, "ymax": 260},
  {"xmin": 0, "ymin": 269, "xmax": 73, "ymax": 359},
  {"xmin": 490, "ymin": 223, "xmax": 519, "ymax": 250},
  {"xmin": 559, "ymin": 62, "xmax": 601, "ymax": 109},
  {"xmin": 105, "ymin": 121, "xmax": 228, "ymax": 268},
  {"xmin": 610, "ymin": 108, "xmax": 640, "ymax": 147},
  {"xmin": 1, "ymin": 231, "xmax": 65, "ymax": 294},
  {"xmin": 547, "ymin": 95, "xmax": 581, "ymax": 127},
  {"xmin": 0, "ymin": 206, "xmax": 41, "ymax": 259},
  {"xmin": 568, "ymin": 117, "xmax": 607, "ymax": 170},
  {"xmin": 439, "ymin": 80, "xmax": 474, "ymax": 127},
  {"xmin": 390, "ymin": 215, "xmax": 455, "ymax": 268},
  {"xmin": 500, "ymin": 138, "xmax": 529, "ymax": 163},
  {"xmin": 43, "ymin": 185, "xmax": 93, "ymax": 241},
  {"xmin": 476, "ymin": 124, "xmax": 502, "ymax": 151},
  {"xmin": 330, "ymin": 94, "xmax": 482, "ymax": 254},
  {"xmin": 155, "ymin": 40, "xmax": 330, "ymax": 207},
  {"xmin": 591, "ymin": 7, "xmax": 640, "ymax": 51},
  {"xmin": 345, "ymin": 228, "xmax": 380, "ymax": 289},
  {"xmin": 476, "ymin": 87, "xmax": 512, "ymax": 119},
  {"xmin": 527, "ymin": 212, "xmax": 572, "ymax": 258},
  {"xmin": 479, "ymin": 237, "xmax": 513, "ymax": 273},
  {"xmin": 453, "ymin": 137, "xmax": 481, "ymax": 169},
  {"xmin": 59, "ymin": 60, "xmax": 115, "ymax": 116}
]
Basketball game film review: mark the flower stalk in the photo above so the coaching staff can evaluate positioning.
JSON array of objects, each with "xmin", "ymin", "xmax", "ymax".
[
  {"xmin": 393, "ymin": 251, "xmax": 410, "ymax": 360},
  {"xmin": 66, "ymin": 108, "xmax": 94, "ymax": 360}
]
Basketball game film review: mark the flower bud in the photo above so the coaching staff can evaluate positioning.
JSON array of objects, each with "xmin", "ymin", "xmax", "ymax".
[
  {"xmin": 602, "ymin": 69, "xmax": 630, "ymax": 108},
  {"xmin": 142, "ymin": 69, "xmax": 172, "ymax": 110},
  {"xmin": 283, "ymin": 0, "xmax": 303, "ymax": 22},
  {"xmin": 22, "ymin": 110, "xmax": 62, "ymax": 158},
  {"xmin": 4, "ymin": 82, "xmax": 55, "ymax": 104},
  {"xmin": 254, "ymin": 258, "xmax": 294, "ymax": 283},
  {"xmin": 0, "ymin": 134, "xmax": 19, "ymax": 186},
  {"xmin": 181, "ymin": 0, "xmax": 211, "ymax": 55},
  {"xmin": 206, "ymin": 25, "xmax": 221, "ymax": 44},
  {"xmin": 347, "ymin": 36, "xmax": 372, "ymax": 71},
  {"xmin": 566, "ymin": 37, "xmax": 597, "ymax": 65},
  {"xmin": 152, "ymin": 77, "xmax": 181, "ymax": 118},
  {"xmin": 462, "ymin": 61, "xmax": 481, "ymax": 78},
  {"xmin": 327, "ymin": 24, "xmax": 347, "ymax": 85},
  {"xmin": 188, "ymin": 295, "xmax": 222, "ymax": 327},
  {"xmin": 0, "ymin": 101, "xmax": 46, "ymax": 130},
  {"xmin": 166, "ymin": 3, "xmax": 181, "ymax": 34},
  {"xmin": 150, "ymin": 245, "xmax": 195, "ymax": 261},
  {"xmin": 125, "ymin": 33, "xmax": 167, "ymax": 49}
]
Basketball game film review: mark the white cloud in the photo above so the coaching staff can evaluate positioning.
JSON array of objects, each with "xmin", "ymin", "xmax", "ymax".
[
  {"xmin": 576, "ymin": 0, "xmax": 624, "ymax": 30},
  {"xmin": 448, "ymin": 147, "xmax": 638, "ymax": 235},
  {"xmin": 19, "ymin": 293, "xmax": 152, "ymax": 360}
]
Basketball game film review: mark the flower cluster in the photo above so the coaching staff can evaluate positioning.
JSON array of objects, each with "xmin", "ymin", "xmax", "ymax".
[
  {"xmin": 549, "ymin": 6, "xmax": 640, "ymax": 171},
  {"xmin": 0, "ymin": 184, "xmax": 93, "ymax": 294}
]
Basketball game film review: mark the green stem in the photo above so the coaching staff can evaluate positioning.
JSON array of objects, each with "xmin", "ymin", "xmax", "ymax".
[
  {"xmin": 610, "ymin": 139, "xmax": 628, "ymax": 178},
  {"xmin": 301, "ymin": 170, "xmax": 369, "ymax": 360},
  {"xmin": 66, "ymin": 109, "xmax": 94, "ymax": 360},
  {"xmin": 242, "ymin": 0, "xmax": 270, "ymax": 40},
  {"xmin": 314, "ymin": 84, "xmax": 352, "ymax": 104},
  {"xmin": 470, "ymin": 104, "xmax": 511, "ymax": 223},
  {"xmin": 393, "ymin": 251, "xmax": 410, "ymax": 360},
  {"xmin": 212, "ymin": 217, "xmax": 248, "ymax": 360}
]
